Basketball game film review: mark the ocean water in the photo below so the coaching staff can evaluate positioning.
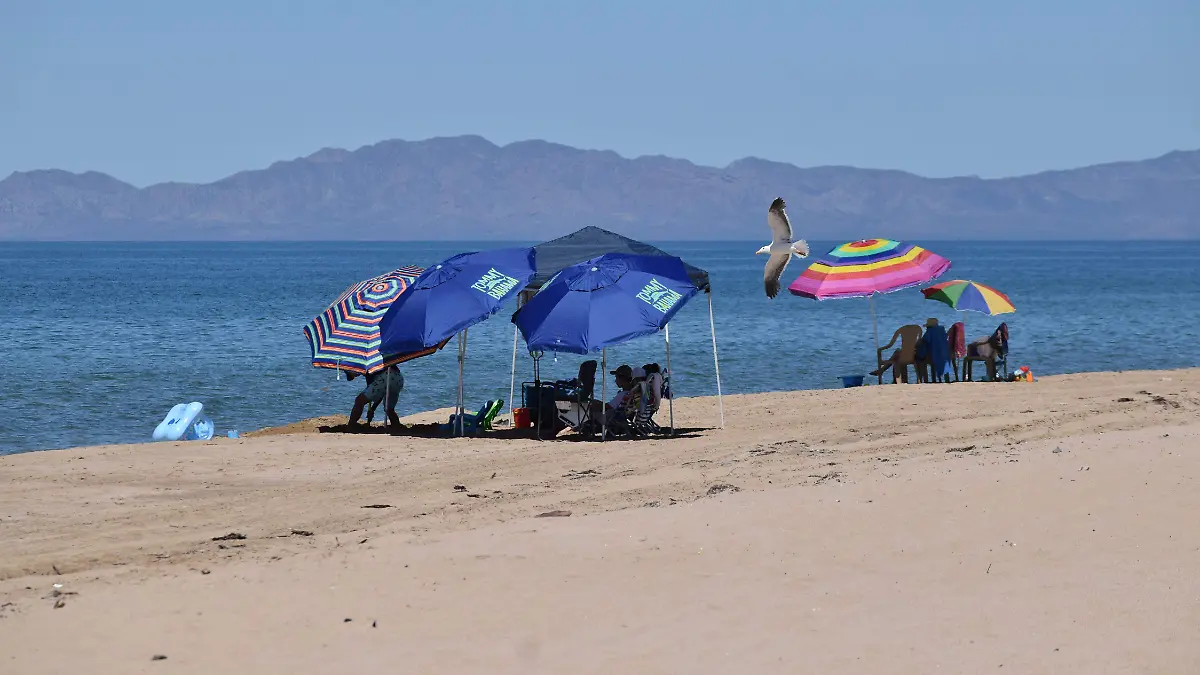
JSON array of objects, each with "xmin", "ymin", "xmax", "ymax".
[{"xmin": 1, "ymin": 241, "xmax": 1197, "ymax": 455}]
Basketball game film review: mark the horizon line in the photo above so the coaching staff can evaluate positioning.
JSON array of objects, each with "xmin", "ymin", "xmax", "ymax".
[{"xmin": 3, "ymin": 238, "xmax": 1197, "ymax": 245}]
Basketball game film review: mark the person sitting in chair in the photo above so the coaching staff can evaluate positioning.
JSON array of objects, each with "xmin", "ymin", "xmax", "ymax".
[
  {"xmin": 640, "ymin": 363, "xmax": 665, "ymax": 409},
  {"xmin": 588, "ymin": 365, "xmax": 641, "ymax": 425}
]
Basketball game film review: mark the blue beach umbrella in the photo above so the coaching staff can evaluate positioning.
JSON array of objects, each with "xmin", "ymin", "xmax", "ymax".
[
  {"xmin": 512, "ymin": 253, "xmax": 700, "ymax": 438},
  {"xmin": 378, "ymin": 246, "xmax": 537, "ymax": 434},
  {"xmin": 513, "ymin": 253, "xmax": 699, "ymax": 354}
]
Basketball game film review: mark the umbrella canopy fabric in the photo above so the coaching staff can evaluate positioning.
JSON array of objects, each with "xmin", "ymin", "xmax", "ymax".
[
  {"xmin": 379, "ymin": 247, "xmax": 538, "ymax": 355},
  {"xmin": 788, "ymin": 239, "xmax": 951, "ymax": 299},
  {"xmin": 530, "ymin": 226, "xmax": 710, "ymax": 292},
  {"xmin": 512, "ymin": 253, "xmax": 700, "ymax": 354},
  {"xmin": 922, "ymin": 279, "xmax": 1015, "ymax": 315},
  {"xmin": 303, "ymin": 266, "xmax": 449, "ymax": 375}
]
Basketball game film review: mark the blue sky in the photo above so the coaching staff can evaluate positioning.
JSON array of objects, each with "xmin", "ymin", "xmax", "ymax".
[{"xmin": 2, "ymin": 0, "xmax": 1196, "ymax": 186}]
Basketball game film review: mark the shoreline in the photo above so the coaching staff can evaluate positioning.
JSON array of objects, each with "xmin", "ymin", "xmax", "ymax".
[
  {"xmin": 2, "ymin": 367, "xmax": 1198, "ymax": 673},
  {"xmin": 4, "ymin": 365, "xmax": 1196, "ymax": 456},
  {"xmin": 244, "ymin": 364, "xmax": 1197, "ymax": 436}
]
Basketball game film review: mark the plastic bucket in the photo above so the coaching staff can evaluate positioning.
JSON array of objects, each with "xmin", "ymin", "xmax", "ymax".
[
  {"xmin": 840, "ymin": 375, "xmax": 865, "ymax": 388},
  {"xmin": 512, "ymin": 407, "xmax": 531, "ymax": 429}
]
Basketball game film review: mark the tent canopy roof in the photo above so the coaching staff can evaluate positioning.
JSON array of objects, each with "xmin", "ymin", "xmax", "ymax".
[{"xmin": 530, "ymin": 226, "xmax": 710, "ymax": 292}]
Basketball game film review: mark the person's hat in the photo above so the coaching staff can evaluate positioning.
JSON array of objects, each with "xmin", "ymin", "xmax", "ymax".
[
  {"xmin": 925, "ymin": 317, "xmax": 940, "ymax": 327},
  {"xmin": 631, "ymin": 367, "xmax": 646, "ymax": 380},
  {"xmin": 610, "ymin": 364, "xmax": 633, "ymax": 378}
]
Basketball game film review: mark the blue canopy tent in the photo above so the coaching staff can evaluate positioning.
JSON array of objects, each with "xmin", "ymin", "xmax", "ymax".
[
  {"xmin": 506, "ymin": 226, "xmax": 724, "ymax": 429},
  {"xmin": 512, "ymin": 253, "xmax": 702, "ymax": 437},
  {"xmin": 379, "ymin": 247, "xmax": 537, "ymax": 435}
]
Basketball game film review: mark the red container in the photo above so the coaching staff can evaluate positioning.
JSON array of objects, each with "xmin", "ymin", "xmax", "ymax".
[{"xmin": 512, "ymin": 407, "xmax": 531, "ymax": 429}]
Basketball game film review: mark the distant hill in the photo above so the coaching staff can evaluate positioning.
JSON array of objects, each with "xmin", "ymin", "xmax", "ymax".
[{"xmin": 1, "ymin": 136, "xmax": 1197, "ymax": 240}]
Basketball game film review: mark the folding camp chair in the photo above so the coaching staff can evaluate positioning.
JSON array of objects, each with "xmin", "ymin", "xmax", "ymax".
[
  {"xmin": 553, "ymin": 360, "xmax": 599, "ymax": 437},
  {"xmin": 601, "ymin": 380, "xmax": 647, "ymax": 441}
]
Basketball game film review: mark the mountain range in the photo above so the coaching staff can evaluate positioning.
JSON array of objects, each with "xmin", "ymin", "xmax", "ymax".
[{"xmin": 1, "ymin": 136, "xmax": 1197, "ymax": 240}]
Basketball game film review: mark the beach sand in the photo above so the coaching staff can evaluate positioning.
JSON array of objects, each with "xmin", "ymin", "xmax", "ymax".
[{"xmin": 2, "ymin": 369, "xmax": 1198, "ymax": 674}]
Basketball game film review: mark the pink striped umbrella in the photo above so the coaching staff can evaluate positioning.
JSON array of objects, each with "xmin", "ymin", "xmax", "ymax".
[{"xmin": 788, "ymin": 239, "xmax": 951, "ymax": 382}]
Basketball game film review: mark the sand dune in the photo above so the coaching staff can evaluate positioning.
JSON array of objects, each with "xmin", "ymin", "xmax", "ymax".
[{"xmin": 2, "ymin": 369, "xmax": 1198, "ymax": 674}]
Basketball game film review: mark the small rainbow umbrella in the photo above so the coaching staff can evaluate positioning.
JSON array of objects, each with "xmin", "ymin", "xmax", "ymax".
[
  {"xmin": 304, "ymin": 266, "xmax": 450, "ymax": 376},
  {"xmin": 921, "ymin": 279, "xmax": 1014, "ymax": 315},
  {"xmin": 788, "ymin": 239, "xmax": 952, "ymax": 380},
  {"xmin": 921, "ymin": 279, "xmax": 1014, "ymax": 333}
]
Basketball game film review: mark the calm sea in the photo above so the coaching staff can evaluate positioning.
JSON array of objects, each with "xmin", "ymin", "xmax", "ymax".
[{"xmin": 1, "ymin": 241, "xmax": 1197, "ymax": 455}]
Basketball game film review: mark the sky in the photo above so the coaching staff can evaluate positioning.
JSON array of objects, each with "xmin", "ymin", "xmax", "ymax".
[{"xmin": 2, "ymin": 0, "xmax": 1196, "ymax": 187}]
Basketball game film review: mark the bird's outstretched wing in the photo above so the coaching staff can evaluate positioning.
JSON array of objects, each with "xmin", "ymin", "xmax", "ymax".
[
  {"xmin": 764, "ymin": 252, "xmax": 791, "ymax": 299},
  {"xmin": 767, "ymin": 197, "xmax": 792, "ymax": 245}
]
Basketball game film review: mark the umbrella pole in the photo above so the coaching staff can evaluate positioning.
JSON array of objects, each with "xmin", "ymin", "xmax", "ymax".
[
  {"xmin": 508, "ymin": 295, "xmax": 522, "ymax": 425},
  {"xmin": 457, "ymin": 330, "xmax": 467, "ymax": 437},
  {"xmin": 665, "ymin": 323, "xmax": 675, "ymax": 436},
  {"xmin": 508, "ymin": 327, "xmax": 519, "ymax": 425},
  {"xmin": 707, "ymin": 292, "xmax": 725, "ymax": 429},
  {"xmin": 601, "ymin": 348, "xmax": 607, "ymax": 442},
  {"xmin": 870, "ymin": 293, "xmax": 882, "ymax": 384}
]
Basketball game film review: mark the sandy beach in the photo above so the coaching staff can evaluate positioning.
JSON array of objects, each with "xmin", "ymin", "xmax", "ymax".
[{"xmin": 2, "ymin": 368, "xmax": 1199, "ymax": 674}]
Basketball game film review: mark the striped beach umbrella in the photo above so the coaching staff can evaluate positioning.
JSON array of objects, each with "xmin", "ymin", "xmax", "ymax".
[
  {"xmin": 788, "ymin": 239, "xmax": 951, "ymax": 382},
  {"xmin": 921, "ymin": 279, "xmax": 1015, "ymax": 315},
  {"xmin": 303, "ymin": 266, "xmax": 449, "ymax": 375},
  {"xmin": 788, "ymin": 239, "xmax": 952, "ymax": 300}
]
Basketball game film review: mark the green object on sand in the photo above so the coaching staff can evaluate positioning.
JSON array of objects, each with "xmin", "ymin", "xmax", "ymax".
[{"xmin": 441, "ymin": 398, "xmax": 505, "ymax": 436}]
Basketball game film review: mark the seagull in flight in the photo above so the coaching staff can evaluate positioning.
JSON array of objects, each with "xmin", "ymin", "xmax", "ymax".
[{"xmin": 757, "ymin": 197, "xmax": 810, "ymax": 298}]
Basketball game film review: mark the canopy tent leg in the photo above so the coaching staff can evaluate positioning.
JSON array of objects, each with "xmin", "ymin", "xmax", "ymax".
[
  {"xmin": 532, "ymin": 351, "xmax": 542, "ymax": 441},
  {"xmin": 707, "ymin": 292, "xmax": 724, "ymax": 429},
  {"xmin": 601, "ymin": 348, "xmax": 607, "ymax": 442},
  {"xmin": 870, "ymin": 293, "xmax": 882, "ymax": 384},
  {"xmin": 664, "ymin": 323, "xmax": 675, "ymax": 435}
]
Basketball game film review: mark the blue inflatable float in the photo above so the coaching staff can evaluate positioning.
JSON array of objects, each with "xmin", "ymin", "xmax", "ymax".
[{"xmin": 152, "ymin": 402, "xmax": 215, "ymax": 441}]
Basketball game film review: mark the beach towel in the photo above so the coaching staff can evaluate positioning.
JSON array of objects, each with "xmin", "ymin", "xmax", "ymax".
[
  {"xmin": 949, "ymin": 322, "xmax": 967, "ymax": 360},
  {"xmin": 923, "ymin": 324, "xmax": 953, "ymax": 382}
]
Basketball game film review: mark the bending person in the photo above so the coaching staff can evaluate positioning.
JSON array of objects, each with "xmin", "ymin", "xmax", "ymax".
[{"xmin": 346, "ymin": 365, "xmax": 404, "ymax": 427}]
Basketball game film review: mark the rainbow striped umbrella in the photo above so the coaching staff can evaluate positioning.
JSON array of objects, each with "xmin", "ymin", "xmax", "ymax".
[
  {"xmin": 787, "ymin": 239, "xmax": 951, "ymax": 382},
  {"xmin": 788, "ymin": 239, "xmax": 952, "ymax": 300},
  {"xmin": 304, "ymin": 266, "xmax": 449, "ymax": 375},
  {"xmin": 921, "ymin": 279, "xmax": 1015, "ymax": 315}
]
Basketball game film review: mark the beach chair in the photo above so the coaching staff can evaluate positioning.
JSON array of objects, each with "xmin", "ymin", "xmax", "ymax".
[
  {"xmin": 602, "ymin": 380, "xmax": 647, "ymax": 441},
  {"xmin": 641, "ymin": 363, "xmax": 671, "ymax": 398},
  {"xmin": 964, "ymin": 322, "xmax": 1010, "ymax": 381},
  {"xmin": 947, "ymin": 321, "xmax": 967, "ymax": 381},
  {"xmin": 633, "ymin": 366, "xmax": 671, "ymax": 434},
  {"xmin": 552, "ymin": 360, "xmax": 599, "ymax": 437},
  {"xmin": 876, "ymin": 324, "xmax": 924, "ymax": 384},
  {"xmin": 440, "ymin": 399, "xmax": 504, "ymax": 436}
]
